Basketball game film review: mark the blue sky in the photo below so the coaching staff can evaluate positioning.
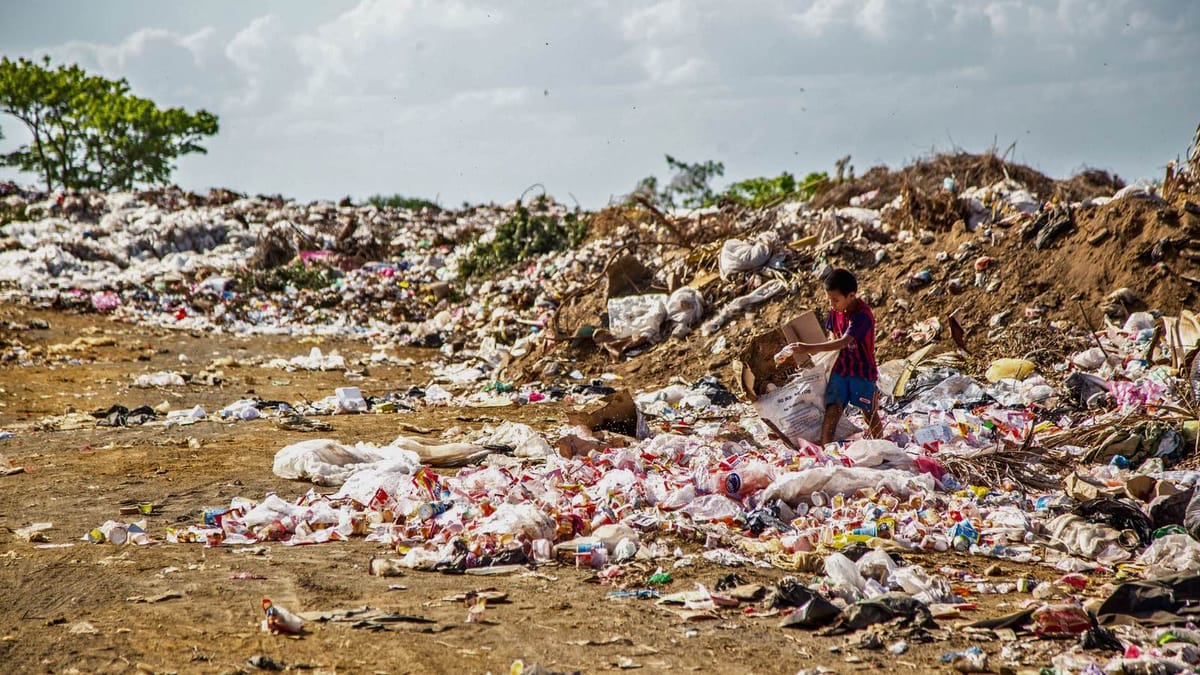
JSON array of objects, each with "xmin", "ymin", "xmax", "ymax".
[{"xmin": 2, "ymin": 0, "xmax": 1198, "ymax": 206}]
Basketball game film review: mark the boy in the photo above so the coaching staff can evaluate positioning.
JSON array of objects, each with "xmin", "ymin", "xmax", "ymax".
[{"xmin": 780, "ymin": 268, "xmax": 882, "ymax": 445}]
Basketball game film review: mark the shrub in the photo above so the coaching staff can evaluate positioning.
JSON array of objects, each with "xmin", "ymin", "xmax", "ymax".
[
  {"xmin": 366, "ymin": 194, "xmax": 441, "ymax": 211},
  {"xmin": 457, "ymin": 206, "xmax": 588, "ymax": 279}
]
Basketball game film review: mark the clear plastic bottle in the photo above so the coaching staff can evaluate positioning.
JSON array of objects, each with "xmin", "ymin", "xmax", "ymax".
[{"xmin": 713, "ymin": 463, "xmax": 773, "ymax": 498}]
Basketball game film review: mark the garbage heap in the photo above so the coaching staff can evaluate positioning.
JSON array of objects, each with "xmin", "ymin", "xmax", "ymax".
[
  {"xmin": 3, "ymin": 152, "xmax": 1199, "ymax": 393},
  {"xmin": 71, "ymin": 298, "xmax": 1197, "ymax": 672},
  {"xmin": 6, "ymin": 146, "xmax": 1200, "ymax": 670}
]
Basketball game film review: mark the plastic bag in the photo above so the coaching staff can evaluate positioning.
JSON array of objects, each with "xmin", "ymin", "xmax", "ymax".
[
  {"xmin": 666, "ymin": 287, "xmax": 704, "ymax": 336},
  {"xmin": 762, "ymin": 466, "xmax": 935, "ymax": 506},
  {"xmin": 855, "ymin": 547, "xmax": 897, "ymax": 583},
  {"xmin": 700, "ymin": 280, "xmax": 787, "ymax": 336},
  {"xmin": 823, "ymin": 552, "xmax": 865, "ymax": 591},
  {"xmin": 607, "ymin": 294, "xmax": 668, "ymax": 342},
  {"xmin": 1071, "ymin": 347, "xmax": 1107, "ymax": 371},
  {"xmin": 680, "ymin": 494, "xmax": 743, "ymax": 521},
  {"xmin": 1124, "ymin": 312, "xmax": 1156, "ymax": 332},
  {"xmin": 241, "ymin": 494, "xmax": 304, "ymax": 529},
  {"xmin": 984, "ymin": 358, "xmax": 1036, "ymax": 383},
  {"xmin": 335, "ymin": 386, "xmax": 367, "ymax": 413},
  {"xmin": 843, "ymin": 439, "xmax": 912, "ymax": 469},
  {"xmin": 891, "ymin": 565, "xmax": 956, "ymax": 604},
  {"xmin": 1047, "ymin": 513, "xmax": 1132, "ymax": 564},
  {"xmin": 482, "ymin": 422, "xmax": 552, "ymax": 458},
  {"xmin": 477, "ymin": 502, "xmax": 555, "ymax": 541},
  {"xmin": 134, "ymin": 371, "xmax": 186, "ymax": 388},
  {"xmin": 718, "ymin": 232, "xmax": 776, "ymax": 278},
  {"xmin": 273, "ymin": 438, "xmax": 421, "ymax": 486},
  {"xmin": 1138, "ymin": 534, "xmax": 1200, "ymax": 578}
]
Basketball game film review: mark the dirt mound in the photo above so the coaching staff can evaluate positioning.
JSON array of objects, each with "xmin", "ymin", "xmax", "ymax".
[
  {"xmin": 526, "ymin": 190, "xmax": 1200, "ymax": 390},
  {"xmin": 810, "ymin": 152, "xmax": 1125, "ymax": 211}
]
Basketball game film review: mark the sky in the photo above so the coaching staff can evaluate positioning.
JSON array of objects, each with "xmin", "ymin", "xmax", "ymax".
[{"xmin": 1, "ymin": 0, "xmax": 1198, "ymax": 207}]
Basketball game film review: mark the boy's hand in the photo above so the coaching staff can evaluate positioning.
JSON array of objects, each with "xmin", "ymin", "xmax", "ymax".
[{"xmin": 773, "ymin": 343, "xmax": 809, "ymax": 364}]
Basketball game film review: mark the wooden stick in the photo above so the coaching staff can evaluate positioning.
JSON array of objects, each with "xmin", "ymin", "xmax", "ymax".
[{"xmin": 1076, "ymin": 300, "xmax": 1113, "ymax": 362}]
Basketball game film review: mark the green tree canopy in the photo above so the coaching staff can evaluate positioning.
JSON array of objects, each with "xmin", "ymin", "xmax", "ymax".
[{"xmin": 0, "ymin": 56, "xmax": 218, "ymax": 191}]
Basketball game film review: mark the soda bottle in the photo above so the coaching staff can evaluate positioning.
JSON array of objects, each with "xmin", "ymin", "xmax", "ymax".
[
  {"xmin": 417, "ymin": 502, "xmax": 451, "ymax": 521},
  {"xmin": 713, "ymin": 463, "xmax": 772, "ymax": 498}
]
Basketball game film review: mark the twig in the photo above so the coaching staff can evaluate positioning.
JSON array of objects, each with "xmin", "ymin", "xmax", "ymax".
[
  {"xmin": 1076, "ymin": 300, "xmax": 1113, "ymax": 362},
  {"xmin": 632, "ymin": 195, "xmax": 690, "ymax": 245}
]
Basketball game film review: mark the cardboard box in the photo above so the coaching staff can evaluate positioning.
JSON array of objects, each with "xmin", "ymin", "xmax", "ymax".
[{"xmin": 733, "ymin": 311, "xmax": 856, "ymax": 444}]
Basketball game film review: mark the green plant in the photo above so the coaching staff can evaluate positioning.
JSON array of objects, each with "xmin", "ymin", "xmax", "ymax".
[
  {"xmin": 0, "ymin": 200, "xmax": 29, "ymax": 227},
  {"xmin": 233, "ymin": 262, "xmax": 340, "ymax": 294},
  {"xmin": 716, "ymin": 171, "xmax": 830, "ymax": 208},
  {"xmin": 457, "ymin": 206, "xmax": 588, "ymax": 279},
  {"xmin": 0, "ymin": 56, "xmax": 218, "ymax": 191},
  {"xmin": 366, "ymin": 194, "xmax": 441, "ymax": 211}
]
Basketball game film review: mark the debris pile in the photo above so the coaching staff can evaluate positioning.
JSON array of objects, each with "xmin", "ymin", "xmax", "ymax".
[{"xmin": 4, "ymin": 142, "xmax": 1200, "ymax": 672}]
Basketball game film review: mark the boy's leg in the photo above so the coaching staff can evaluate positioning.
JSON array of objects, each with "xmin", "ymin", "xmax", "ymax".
[
  {"xmin": 820, "ymin": 403, "xmax": 843, "ymax": 446},
  {"xmin": 822, "ymin": 373, "xmax": 850, "ymax": 446},
  {"xmin": 864, "ymin": 390, "xmax": 883, "ymax": 438}
]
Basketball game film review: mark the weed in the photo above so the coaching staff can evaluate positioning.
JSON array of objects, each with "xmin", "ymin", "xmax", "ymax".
[
  {"xmin": 366, "ymin": 194, "xmax": 441, "ymax": 211},
  {"xmin": 233, "ymin": 262, "xmax": 340, "ymax": 293},
  {"xmin": 457, "ymin": 206, "xmax": 588, "ymax": 279}
]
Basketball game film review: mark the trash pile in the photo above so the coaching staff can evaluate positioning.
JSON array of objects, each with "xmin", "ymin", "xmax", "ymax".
[
  {"xmin": 55, "ymin": 294, "xmax": 1191, "ymax": 671},
  {"xmin": 3, "ymin": 152, "xmax": 1199, "ymax": 391},
  {"xmin": 6, "ymin": 144, "xmax": 1200, "ymax": 671}
]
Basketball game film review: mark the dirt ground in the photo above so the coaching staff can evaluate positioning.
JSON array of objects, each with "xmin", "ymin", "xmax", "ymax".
[{"xmin": 1, "ymin": 305, "xmax": 1107, "ymax": 674}]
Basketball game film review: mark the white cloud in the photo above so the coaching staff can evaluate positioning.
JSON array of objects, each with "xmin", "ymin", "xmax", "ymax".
[
  {"xmin": 47, "ymin": 27, "xmax": 222, "ymax": 106},
  {"xmin": 621, "ymin": 0, "xmax": 690, "ymax": 41},
  {"xmin": 1, "ymin": 0, "xmax": 1197, "ymax": 204}
]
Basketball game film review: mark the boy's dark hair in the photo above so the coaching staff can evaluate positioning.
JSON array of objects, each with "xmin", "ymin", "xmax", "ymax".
[{"xmin": 823, "ymin": 268, "xmax": 858, "ymax": 295}]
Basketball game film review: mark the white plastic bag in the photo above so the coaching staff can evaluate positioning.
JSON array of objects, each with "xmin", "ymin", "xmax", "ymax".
[
  {"xmin": 482, "ymin": 422, "xmax": 553, "ymax": 458},
  {"xmin": 135, "ymin": 371, "xmax": 186, "ymax": 387},
  {"xmin": 843, "ymin": 439, "xmax": 912, "ymax": 469},
  {"xmin": 272, "ymin": 438, "xmax": 420, "ymax": 487},
  {"xmin": 762, "ymin": 466, "xmax": 935, "ymax": 506},
  {"xmin": 477, "ymin": 502, "xmax": 555, "ymax": 541},
  {"xmin": 680, "ymin": 494, "xmax": 743, "ymax": 521},
  {"xmin": 1047, "ymin": 513, "xmax": 1131, "ymax": 564},
  {"xmin": 856, "ymin": 547, "xmax": 897, "ymax": 583},
  {"xmin": 666, "ymin": 287, "xmax": 704, "ymax": 335},
  {"xmin": 824, "ymin": 552, "xmax": 865, "ymax": 591},
  {"xmin": 607, "ymin": 294, "xmax": 668, "ymax": 342},
  {"xmin": 718, "ymin": 232, "xmax": 776, "ymax": 278},
  {"xmin": 1137, "ymin": 534, "xmax": 1200, "ymax": 578},
  {"xmin": 701, "ymin": 280, "xmax": 787, "ymax": 336}
]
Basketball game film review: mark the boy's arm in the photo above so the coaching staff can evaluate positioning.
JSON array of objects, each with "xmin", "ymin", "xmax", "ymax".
[
  {"xmin": 775, "ymin": 334, "xmax": 853, "ymax": 362},
  {"xmin": 789, "ymin": 335, "xmax": 853, "ymax": 354}
]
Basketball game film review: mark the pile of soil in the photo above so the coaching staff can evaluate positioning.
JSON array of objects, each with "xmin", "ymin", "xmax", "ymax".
[
  {"xmin": 526, "ymin": 156, "xmax": 1200, "ymax": 390},
  {"xmin": 810, "ymin": 151, "xmax": 1126, "ymax": 211}
]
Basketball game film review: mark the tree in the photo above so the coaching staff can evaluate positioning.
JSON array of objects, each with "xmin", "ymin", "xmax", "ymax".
[
  {"xmin": 631, "ymin": 155, "xmax": 725, "ymax": 209},
  {"xmin": 0, "ymin": 56, "xmax": 218, "ymax": 191}
]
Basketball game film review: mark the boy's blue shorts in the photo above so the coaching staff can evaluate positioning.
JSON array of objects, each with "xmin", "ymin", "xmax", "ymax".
[{"xmin": 825, "ymin": 373, "xmax": 877, "ymax": 412}]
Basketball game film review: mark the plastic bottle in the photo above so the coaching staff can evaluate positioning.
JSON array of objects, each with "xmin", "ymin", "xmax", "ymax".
[
  {"xmin": 417, "ymin": 502, "xmax": 452, "ymax": 521},
  {"xmin": 713, "ymin": 463, "xmax": 773, "ymax": 498},
  {"xmin": 948, "ymin": 520, "xmax": 979, "ymax": 551}
]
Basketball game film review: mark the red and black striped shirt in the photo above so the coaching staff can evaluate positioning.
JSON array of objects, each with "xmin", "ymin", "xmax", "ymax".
[{"xmin": 825, "ymin": 301, "xmax": 878, "ymax": 381}]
